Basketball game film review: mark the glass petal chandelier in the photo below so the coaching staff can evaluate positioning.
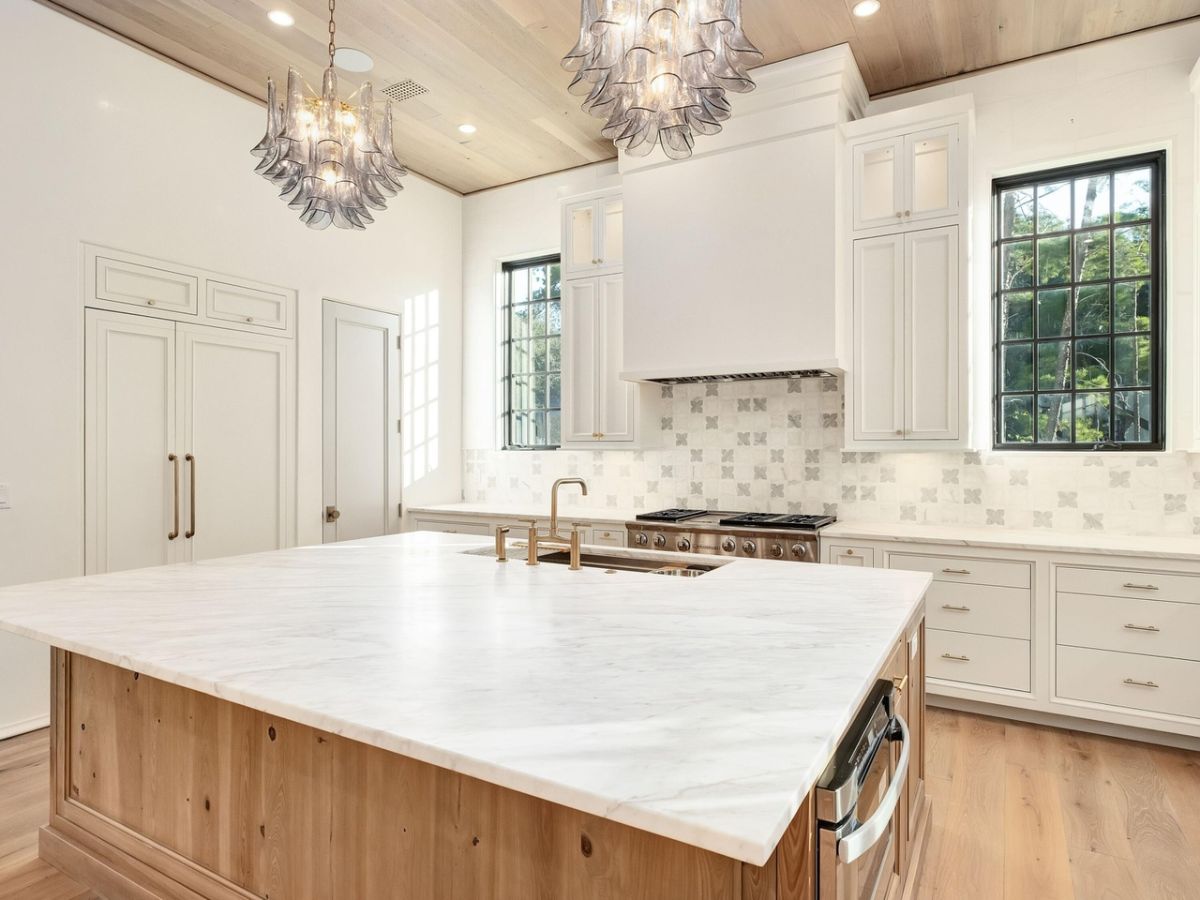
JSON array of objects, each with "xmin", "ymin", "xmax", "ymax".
[
  {"xmin": 250, "ymin": 0, "xmax": 407, "ymax": 230},
  {"xmin": 563, "ymin": 0, "xmax": 763, "ymax": 160}
]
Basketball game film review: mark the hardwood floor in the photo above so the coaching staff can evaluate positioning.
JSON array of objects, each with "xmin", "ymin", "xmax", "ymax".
[{"xmin": 1, "ymin": 710, "xmax": 1198, "ymax": 900}]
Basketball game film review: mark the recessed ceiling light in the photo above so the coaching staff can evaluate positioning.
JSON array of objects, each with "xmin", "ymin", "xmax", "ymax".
[
  {"xmin": 458, "ymin": 123, "xmax": 477, "ymax": 135},
  {"xmin": 852, "ymin": 0, "xmax": 881, "ymax": 17},
  {"xmin": 333, "ymin": 47, "xmax": 374, "ymax": 72},
  {"xmin": 267, "ymin": 9, "xmax": 294, "ymax": 27}
]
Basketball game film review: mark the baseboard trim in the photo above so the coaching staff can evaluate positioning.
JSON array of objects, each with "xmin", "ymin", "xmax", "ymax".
[
  {"xmin": 929, "ymin": 695, "xmax": 1200, "ymax": 751},
  {"xmin": 0, "ymin": 713, "xmax": 50, "ymax": 741}
]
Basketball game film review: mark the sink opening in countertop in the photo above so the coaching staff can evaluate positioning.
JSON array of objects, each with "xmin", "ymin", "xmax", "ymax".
[{"xmin": 460, "ymin": 545, "xmax": 723, "ymax": 577}]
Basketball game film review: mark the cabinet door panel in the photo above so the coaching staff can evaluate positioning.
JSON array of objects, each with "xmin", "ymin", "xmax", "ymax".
[
  {"xmin": 905, "ymin": 126, "xmax": 958, "ymax": 223},
  {"xmin": 563, "ymin": 200, "xmax": 597, "ymax": 278},
  {"xmin": 596, "ymin": 277, "xmax": 635, "ymax": 441},
  {"xmin": 598, "ymin": 197, "xmax": 624, "ymax": 272},
  {"xmin": 853, "ymin": 235, "xmax": 905, "ymax": 440},
  {"xmin": 85, "ymin": 311, "xmax": 182, "ymax": 574},
  {"xmin": 853, "ymin": 137, "xmax": 905, "ymax": 230},
  {"xmin": 905, "ymin": 226, "xmax": 959, "ymax": 440},
  {"xmin": 562, "ymin": 280, "xmax": 598, "ymax": 443},
  {"xmin": 179, "ymin": 325, "xmax": 293, "ymax": 561},
  {"xmin": 95, "ymin": 255, "xmax": 198, "ymax": 315}
]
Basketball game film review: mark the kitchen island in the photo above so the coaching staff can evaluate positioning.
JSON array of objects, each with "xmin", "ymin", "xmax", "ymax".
[{"xmin": 0, "ymin": 532, "xmax": 931, "ymax": 900}]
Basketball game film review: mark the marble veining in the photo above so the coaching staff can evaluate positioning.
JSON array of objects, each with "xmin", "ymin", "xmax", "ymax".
[{"xmin": 0, "ymin": 532, "xmax": 929, "ymax": 866}]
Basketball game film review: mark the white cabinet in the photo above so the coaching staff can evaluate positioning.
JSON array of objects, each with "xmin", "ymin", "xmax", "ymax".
[
  {"xmin": 85, "ymin": 309, "xmax": 295, "ymax": 574},
  {"xmin": 562, "ymin": 192, "xmax": 623, "ymax": 280},
  {"xmin": 851, "ymin": 125, "xmax": 960, "ymax": 231},
  {"xmin": 826, "ymin": 543, "xmax": 875, "ymax": 567},
  {"xmin": 851, "ymin": 225, "xmax": 960, "ymax": 443},
  {"xmin": 562, "ymin": 275, "xmax": 638, "ymax": 444}
]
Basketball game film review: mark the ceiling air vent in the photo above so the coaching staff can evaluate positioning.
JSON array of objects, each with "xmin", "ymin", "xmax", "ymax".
[
  {"xmin": 381, "ymin": 79, "xmax": 430, "ymax": 103},
  {"xmin": 648, "ymin": 370, "xmax": 837, "ymax": 386}
]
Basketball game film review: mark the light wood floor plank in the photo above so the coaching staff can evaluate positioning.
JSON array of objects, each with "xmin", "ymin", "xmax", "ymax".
[{"xmin": 1003, "ymin": 763, "xmax": 1073, "ymax": 900}]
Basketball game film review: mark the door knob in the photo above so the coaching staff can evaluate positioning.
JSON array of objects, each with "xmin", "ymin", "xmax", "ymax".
[{"xmin": 325, "ymin": 505, "xmax": 341, "ymax": 523}]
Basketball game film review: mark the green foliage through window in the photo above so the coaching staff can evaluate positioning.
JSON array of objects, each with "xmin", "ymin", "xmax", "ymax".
[
  {"xmin": 503, "ymin": 256, "xmax": 562, "ymax": 449},
  {"xmin": 994, "ymin": 153, "xmax": 1163, "ymax": 450}
]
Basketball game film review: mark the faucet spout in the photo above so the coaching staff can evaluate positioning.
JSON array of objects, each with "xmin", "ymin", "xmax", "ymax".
[{"xmin": 549, "ymin": 477, "xmax": 588, "ymax": 537}]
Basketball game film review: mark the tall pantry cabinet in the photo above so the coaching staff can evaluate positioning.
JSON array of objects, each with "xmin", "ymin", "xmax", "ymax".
[{"xmin": 83, "ymin": 245, "xmax": 296, "ymax": 575}]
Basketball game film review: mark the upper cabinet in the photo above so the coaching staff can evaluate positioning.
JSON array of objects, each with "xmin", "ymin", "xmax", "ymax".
[
  {"xmin": 843, "ymin": 97, "xmax": 972, "ymax": 450},
  {"xmin": 562, "ymin": 191, "xmax": 623, "ymax": 280},
  {"xmin": 852, "ymin": 124, "xmax": 961, "ymax": 232}
]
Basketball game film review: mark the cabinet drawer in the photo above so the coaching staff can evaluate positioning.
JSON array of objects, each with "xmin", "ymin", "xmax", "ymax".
[
  {"xmin": 926, "ymin": 582, "xmax": 1030, "ymax": 640},
  {"xmin": 411, "ymin": 518, "xmax": 490, "ymax": 536},
  {"xmin": 96, "ymin": 256, "xmax": 198, "ymax": 314},
  {"xmin": 890, "ymin": 553, "xmax": 1029, "ymax": 589},
  {"xmin": 590, "ymin": 527, "xmax": 626, "ymax": 548},
  {"xmin": 927, "ymin": 629, "xmax": 1030, "ymax": 692},
  {"xmin": 1057, "ymin": 645, "xmax": 1200, "ymax": 719},
  {"xmin": 206, "ymin": 280, "xmax": 290, "ymax": 331},
  {"xmin": 1057, "ymin": 566, "xmax": 1200, "ymax": 605},
  {"xmin": 828, "ymin": 544, "xmax": 875, "ymax": 567},
  {"xmin": 1057, "ymin": 592, "xmax": 1200, "ymax": 661}
]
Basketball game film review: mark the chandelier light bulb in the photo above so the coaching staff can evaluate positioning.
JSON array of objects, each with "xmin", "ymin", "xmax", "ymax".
[{"xmin": 563, "ymin": 0, "xmax": 762, "ymax": 160}]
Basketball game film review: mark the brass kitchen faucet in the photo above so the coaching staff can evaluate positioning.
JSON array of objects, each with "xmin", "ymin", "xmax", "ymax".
[{"xmin": 495, "ymin": 478, "xmax": 589, "ymax": 569}]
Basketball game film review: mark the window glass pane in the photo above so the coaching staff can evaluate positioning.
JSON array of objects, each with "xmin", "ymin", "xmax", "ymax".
[
  {"xmin": 1114, "ymin": 224, "xmax": 1151, "ymax": 277},
  {"xmin": 531, "ymin": 375, "xmax": 547, "ymax": 409},
  {"xmin": 547, "ymin": 410, "xmax": 561, "ymax": 447},
  {"xmin": 547, "ymin": 335, "xmax": 561, "ymax": 371},
  {"xmin": 530, "ymin": 411, "xmax": 547, "ymax": 446},
  {"xmin": 531, "ymin": 266, "xmax": 547, "ymax": 301},
  {"xmin": 511, "ymin": 268, "xmax": 529, "ymax": 303},
  {"xmin": 1000, "ymin": 187, "xmax": 1035, "ymax": 237},
  {"xmin": 1002, "ymin": 344, "xmax": 1033, "ymax": 392},
  {"xmin": 548, "ymin": 374, "xmax": 561, "ymax": 408},
  {"xmin": 532, "ymin": 337, "xmax": 547, "ymax": 372},
  {"xmin": 1002, "ymin": 396, "xmax": 1034, "ymax": 443},
  {"xmin": 1000, "ymin": 241, "xmax": 1033, "ymax": 290},
  {"xmin": 1114, "ymin": 281, "xmax": 1151, "ymax": 333},
  {"xmin": 1074, "ymin": 285, "xmax": 1110, "ymax": 336},
  {"xmin": 1114, "ymin": 168, "xmax": 1151, "ymax": 222},
  {"xmin": 1114, "ymin": 335, "xmax": 1152, "ymax": 387},
  {"xmin": 511, "ymin": 411, "xmax": 528, "ymax": 446},
  {"xmin": 511, "ymin": 376, "xmax": 529, "ymax": 410},
  {"xmin": 1114, "ymin": 390, "xmax": 1151, "ymax": 443},
  {"xmin": 548, "ymin": 299, "xmax": 562, "ymax": 335},
  {"xmin": 1037, "ymin": 181, "xmax": 1071, "ymax": 232},
  {"xmin": 1038, "ymin": 341, "xmax": 1072, "ymax": 391},
  {"xmin": 1037, "ymin": 289, "xmax": 1071, "ymax": 337},
  {"xmin": 510, "ymin": 303, "xmax": 529, "ymax": 340},
  {"xmin": 1074, "ymin": 175, "xmax": 1111, "ymax": 228},
  {"xmin": 1000, "ymin": 291, "xmax": 1033, "ymax": 340},
  {"xmin": 1037, "ymin": 235, "xmax": 1070, "ymax": 285},
  {"xmin": 1074, "ymin": 392, "xmax": 1111, "ymax": 443},
  {"xmin": 1037, "ymin": 394, "xmax": 1072, "ymax": 443},
  {"xmin": 1075, "ymin": 338, "xmax": 1110, "ymax": 389},
  {"xmin": 549, "ymin": 264, "xmax": 562, "ymax": 298},
  {"xmin": 530, "ymin": 303, "xmax": 546, "ymax": 336},
  {"xmin": 1073, "ymin": 229, "xmax": 1110, "ymax": 282}
]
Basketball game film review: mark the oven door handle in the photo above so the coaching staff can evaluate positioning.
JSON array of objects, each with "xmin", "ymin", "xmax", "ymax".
[{"xmin": 837, "ymin": 713, "xmax": 910, "ymax": 864}]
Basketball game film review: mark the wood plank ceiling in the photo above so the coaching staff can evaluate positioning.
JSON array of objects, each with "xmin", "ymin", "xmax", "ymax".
[{"xmin": 42, "ymin": 0, "xmax": 1200, "ymax": 193}]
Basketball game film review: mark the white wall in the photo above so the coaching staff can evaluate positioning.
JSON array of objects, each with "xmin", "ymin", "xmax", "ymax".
[
  {"xmin": 0, "ymin": 1, "xmax": 463, "ymax": 736},
  {"xmin": 461, "ymin": 161, "xmax": 620, "ymax": 450},
  {"xmin": 869, "ymin": 22, "xmax": 1199, "ymax": 450}
]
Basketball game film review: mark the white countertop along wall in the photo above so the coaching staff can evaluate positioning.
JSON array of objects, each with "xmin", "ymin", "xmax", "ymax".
[{"xmin": 0, "ymin": 532, "xmax": 929, "ymax": 866}]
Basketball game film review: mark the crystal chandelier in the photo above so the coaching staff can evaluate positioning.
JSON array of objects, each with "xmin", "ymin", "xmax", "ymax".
[
  {"xmin": 250, "ymin": 0, "xmax": 407, "ymax": 230},
  {"xmin": 562, "ymin": 0, "xmax": 763, "ymax": 160}
]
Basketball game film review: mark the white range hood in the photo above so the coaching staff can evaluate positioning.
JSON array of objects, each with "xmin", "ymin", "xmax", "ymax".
[{"xmin": 618, "ymin": 46, "xmax": 866, "ymax": 384}]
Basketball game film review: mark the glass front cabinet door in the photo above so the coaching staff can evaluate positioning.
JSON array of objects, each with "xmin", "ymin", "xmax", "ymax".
[
  {"xmin": 562, "ymin": 194, "xmax": 624, "ymax": 280},
  {"xmin": 905, "ymin": 125, "xmax": 958, "ymax": 224},
  {"xmin": 852, "ymin": 125, "xmax": 959, "ymax": 231}
]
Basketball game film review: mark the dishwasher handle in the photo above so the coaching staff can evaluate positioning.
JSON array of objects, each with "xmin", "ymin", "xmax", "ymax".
[{"xmin": 837, "ymin": 713, "xmax": 910, "ymax": 865}]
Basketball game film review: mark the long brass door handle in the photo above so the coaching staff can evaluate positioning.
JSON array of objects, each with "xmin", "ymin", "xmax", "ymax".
[
  {"xmin": 168, "ymin": 454, "xmax": 180, "ymax": 540},
  {"xmin": 185, "ymin": 454, "xmax": 196, "ymax": 539}
]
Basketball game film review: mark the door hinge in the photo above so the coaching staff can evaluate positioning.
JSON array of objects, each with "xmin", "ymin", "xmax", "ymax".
[{"xmin": 397, "ymin": 419, "xmax": 402, "ymax": 433}]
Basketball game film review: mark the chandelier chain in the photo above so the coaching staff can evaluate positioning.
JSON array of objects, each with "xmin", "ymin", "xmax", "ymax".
[{"xmin": 327, "ymin": 0, "xmax": 336, "ymax": 67}]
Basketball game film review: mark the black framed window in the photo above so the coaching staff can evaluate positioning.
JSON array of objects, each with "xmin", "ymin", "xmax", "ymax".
[
  {"xmin": 503, "ymin": 255, "xmax": 562, "ymax": 450},
  {"xmin": 993, "ymin": 152, "xmax": 1165, "ymax": 450}
]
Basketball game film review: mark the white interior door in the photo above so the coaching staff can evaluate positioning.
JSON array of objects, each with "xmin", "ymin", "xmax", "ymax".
[
  {"xmin": 178, "ymin": 324, "xmax": 295, "ymax": 561},
  {"xmin": 85, "ymin": 310, "xmax": 182, "ymax": 574},
  {"xmin": 322, "ymin": 300, "xmax": 401, "ymax": 543},
  {"xmin": 905, "ymin": 226, "xmax": 960, "ymax": 440},
  {"xmin": 852, "ymin": 235, "xmax": 905, "ymax": 441}
]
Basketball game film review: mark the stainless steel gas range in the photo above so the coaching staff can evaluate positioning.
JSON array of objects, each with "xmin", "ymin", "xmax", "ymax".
[{"xmin": 625, "ymin": 508, "xmax": 835, "ymax": 562}]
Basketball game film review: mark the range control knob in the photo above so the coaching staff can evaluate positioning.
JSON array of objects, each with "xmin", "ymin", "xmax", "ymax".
[
  {"xmin": 676, "ymin": 537, "xmax": 692, "ymax": 552},
  {"xmin": 791, "ymin": 543, "xmax": 810, "ymax": 560},
  {"xmin": 770, "ymin": 543, "xmax": 785, "ymax": 559},
  {"xmin": 721, "ymin": 537, "xmax": 736, "ymax": 553},
  {"xmin": 653, "ymin": 534, "xmax": 667, "ymax": 548},
  {"xmin": 742, "ymin": 540, "xmax": 757, "ymax": 555},
  {"xmin": 634, "ymin": 532, "xmax": 648, "ymax": 546}
]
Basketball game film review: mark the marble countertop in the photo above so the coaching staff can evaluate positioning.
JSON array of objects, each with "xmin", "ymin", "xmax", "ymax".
[
  {"xmin": 407, "ymin": 501, "xmax": 639, "ymax": 525},
  {"xmin": 823, "ymin": 520, "xmax": 1200, "ymax": 560},
  {"xmin": 0, "ymin": 533, "xmax": 928, "ymax": 866}
]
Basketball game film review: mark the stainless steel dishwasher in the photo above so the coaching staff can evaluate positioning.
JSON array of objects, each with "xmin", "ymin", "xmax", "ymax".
[{"xmin": 815, "ymin": 679, "xmax": 910, "ymax": 900}]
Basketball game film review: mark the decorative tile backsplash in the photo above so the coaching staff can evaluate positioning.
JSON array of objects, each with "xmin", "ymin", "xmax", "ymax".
[{"xmin": 464, "ymin": 378, "xmax": 1200, "ymax": 536}]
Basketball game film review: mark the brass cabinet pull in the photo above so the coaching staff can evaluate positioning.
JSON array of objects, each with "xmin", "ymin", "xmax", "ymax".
[
  {"xmin": 1123, "ymin": 623, "xmax": 1161, "ymax": 633},
  {"xmin": 1122, "ymin": 582, "xmax": 1159, "ymax": 591},
  {"xmin": 1123, "ymin": 678, "xmax": 1159, "ymax": 688},
  {"xmin": 892, "ymin": 674, "xmax": 909, "ymax": 694},
  {"xmin": 941, "ymin": 604, "xmax": 971, "ymax": 612},
  {"xmin": 167, "ymin": 453, "xmax": 180, "ymax": 540},
  {"xmin": 941, "ymin": 653, "xmax": 970, "ymax": 662},
  {"xmin": 184, "ymin": 454, "xmax": 196, "ymax": 539},
  {"xmin": 942, "ymin": 568, "xmax": 971, "ymax": 575}
]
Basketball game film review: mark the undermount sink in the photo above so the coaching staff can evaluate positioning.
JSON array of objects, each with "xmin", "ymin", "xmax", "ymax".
[{"xmin": 460, "ymin": 545, "xmax": 720, "ymax": 577}]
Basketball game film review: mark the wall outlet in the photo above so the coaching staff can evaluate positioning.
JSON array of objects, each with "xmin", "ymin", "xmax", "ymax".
[{"xmin": 0, "ymin": 484, "xmax": 10, "ymax": 510}]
